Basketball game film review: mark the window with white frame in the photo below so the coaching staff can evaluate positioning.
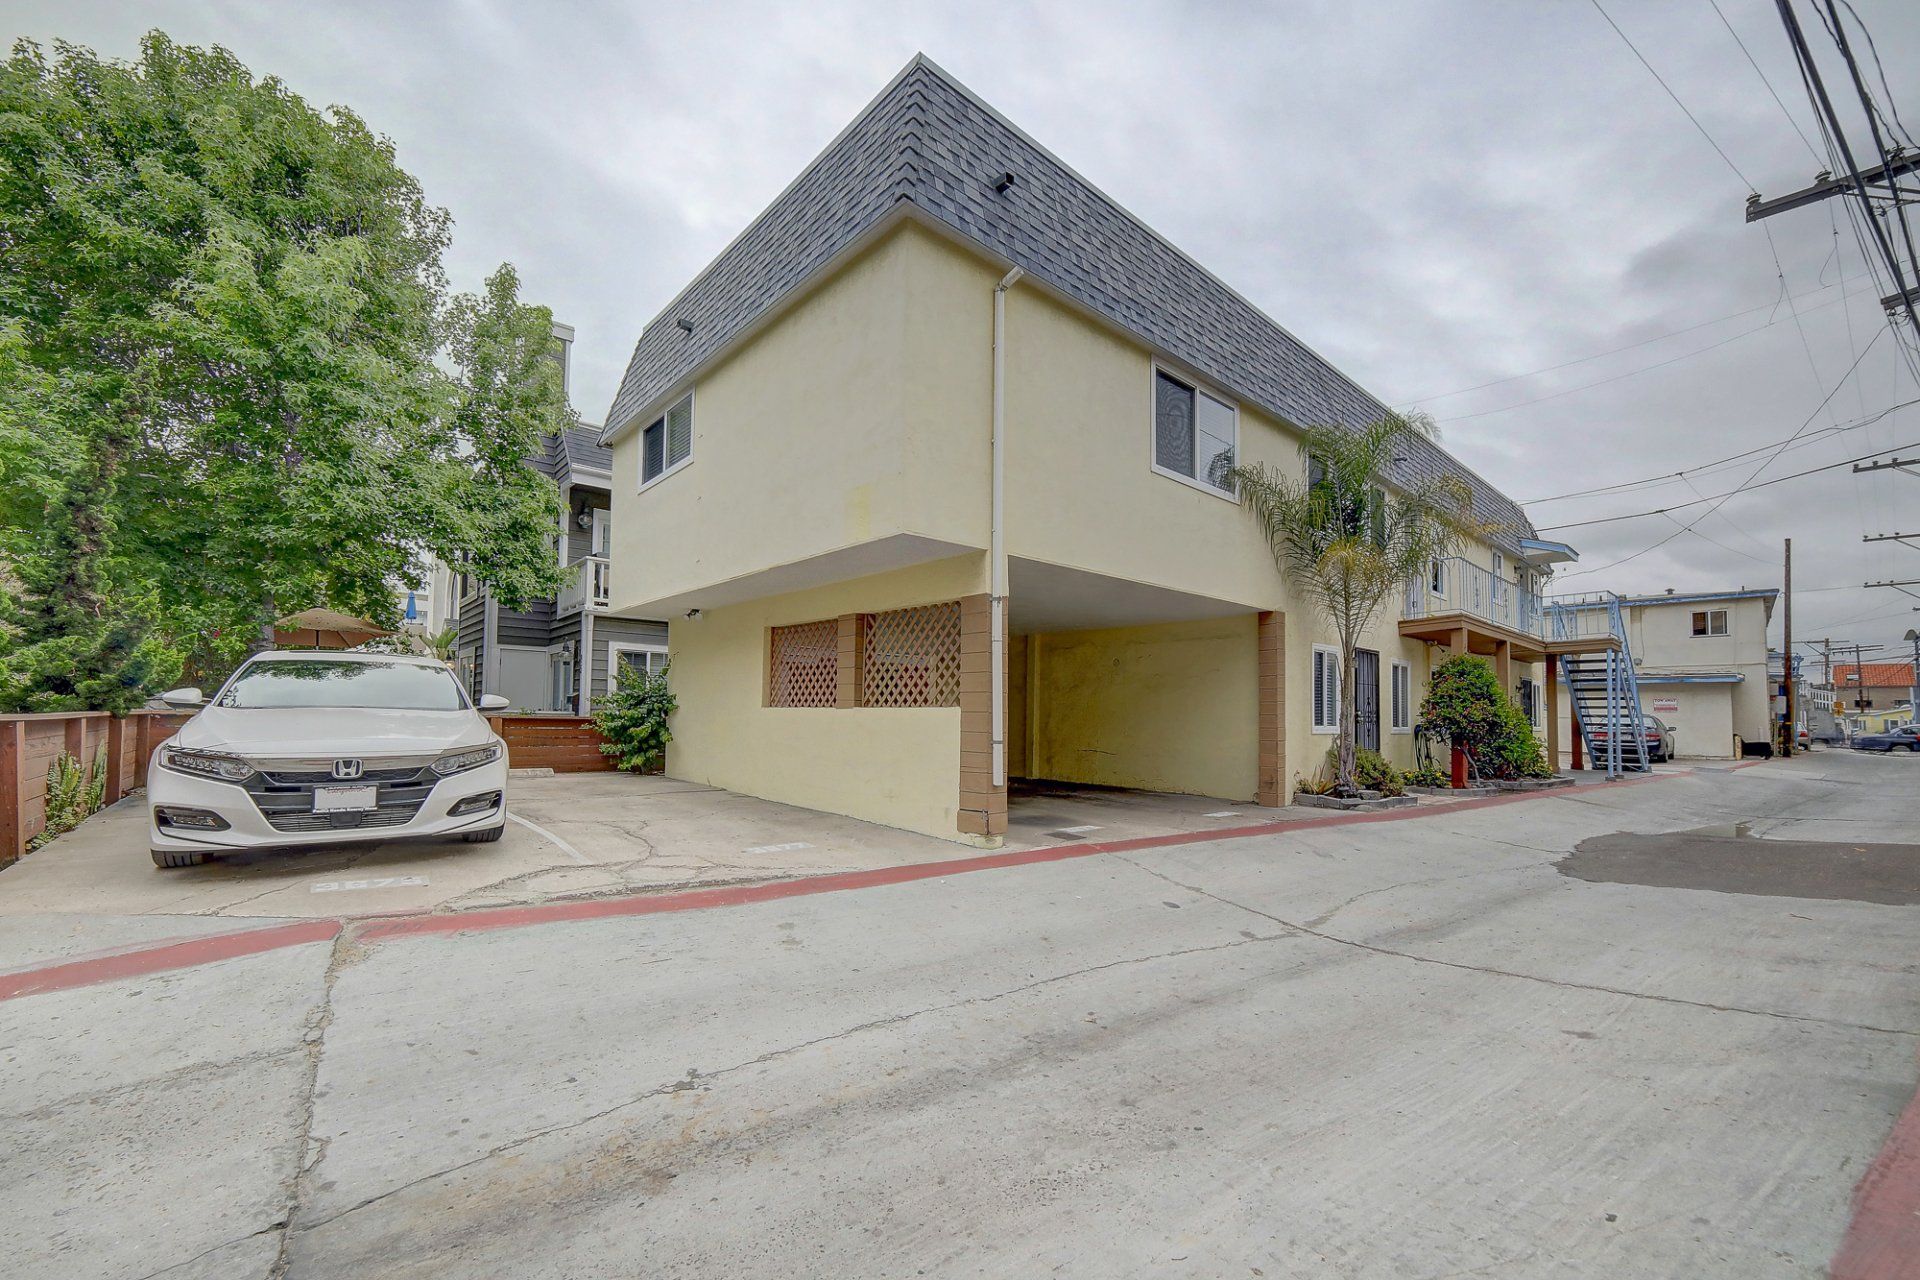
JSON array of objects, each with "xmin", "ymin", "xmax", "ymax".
[
  {"xmin": 1429, "ymin": 557, "xmax": 1447, "ymax": 597},
  {"xmin": 1690, "ymin": 608, "xmax": 1729, "ymax": 637},
  {"xmin": 611, "ymin": 641, "xmax": 668, "ymax": 684},
  {"xmin": 1311, "ymin": 646, "xmax": 1341, "ymax": 733},
  {"xmin": 1153, "ymin": 369, "xmax": 1236, "ymax": 496},
  {"xmin": 1491, "ymin": 551, "xmax": 1506, "ymax": 606},
  {"xmin": 1519, "ymin": 676, "xmax": 1540, "ymax": 727},
  {"xmin": 1390, "ymin": 661, "xmax": 1412, "ymax": 733},
  {"xmin": 640, "ymin": 393, "xmax": 693, "ymax": 488}
]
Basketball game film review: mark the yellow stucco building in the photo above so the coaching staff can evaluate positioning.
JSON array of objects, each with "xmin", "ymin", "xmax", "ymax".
[{"xmin": 599, "ymin": 57, "xmax": 1584, "ymax": 843}]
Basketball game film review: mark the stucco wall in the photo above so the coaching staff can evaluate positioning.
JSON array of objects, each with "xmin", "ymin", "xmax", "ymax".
[
  {"xmin": 608, "ymin": 222, "xmax": 989, "ymax": 612},
  {"xmin": 1021, "ymin": 616, "xmax": 1260, "ymax": 799},
  {"xmin": 664, "ymin": 553, "xmax": 987, "ymax": 841},
  {"xmin": 1627, "ymin": 596, "xmax": 1773, "ymax": 746},
  {"xmin": 1640, "ymin": 682, "xmax": 1736, "ymax": 759}
]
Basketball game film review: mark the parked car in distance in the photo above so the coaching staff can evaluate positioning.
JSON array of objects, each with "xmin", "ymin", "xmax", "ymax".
[
  {"xmin": 1589, "ymin": 714, "xmax": 1676, "ymax": 763},
  {"xmin": 147, "ymin": 651, "xmax": 512, "ymax": 868},
  {"xmin": 1852, "ymin": 723, "xmax": 1920, "ymax": 753}
]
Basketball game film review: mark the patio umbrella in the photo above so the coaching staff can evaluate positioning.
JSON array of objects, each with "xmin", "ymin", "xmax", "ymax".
[{"xmin": 272, "ymin": 608, "xmax": 393, "ymax": 650}]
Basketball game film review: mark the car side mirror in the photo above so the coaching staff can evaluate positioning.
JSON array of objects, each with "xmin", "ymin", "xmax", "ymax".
[
  {"xmin": 159, "ymin": 687, "xmax": 205, "ymax": 709},
  {"xmin": 477, "ymin": 694, "xmax": 511, "ymax": 711}
]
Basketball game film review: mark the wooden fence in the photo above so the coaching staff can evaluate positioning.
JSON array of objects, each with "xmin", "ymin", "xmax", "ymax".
[
  {"xmin": 485, "ymin": 714, "xmax": 616, "ymax": 773},
  {"xmin": 0, "ymin": 710, "xmax": 195, "ymax": 865},
  {"xmin": 0, "ymin": 710, "xmax": 616, "ymax": 865}
]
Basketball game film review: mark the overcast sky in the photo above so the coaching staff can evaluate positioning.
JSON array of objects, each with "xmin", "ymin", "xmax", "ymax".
[{"xmin": 12, "ymin": 0, "xmax": 1920, "ymax": 666}]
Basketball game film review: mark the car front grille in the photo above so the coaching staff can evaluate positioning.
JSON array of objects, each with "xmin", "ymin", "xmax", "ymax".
[{"xmin": 241, "ymin": 764, "xmax": 440, "ymax": 834}]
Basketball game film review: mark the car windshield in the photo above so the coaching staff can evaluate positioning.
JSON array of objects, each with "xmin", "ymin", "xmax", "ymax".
[{"xmin": 216, "ymin": 660, "xmax": 468, "ymax": 711}]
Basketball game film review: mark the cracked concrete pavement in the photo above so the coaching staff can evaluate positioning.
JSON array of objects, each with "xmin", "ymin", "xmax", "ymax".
[{"xmin": 1, "ymin": 749, "xmax": 1916, "ymax": 1277}]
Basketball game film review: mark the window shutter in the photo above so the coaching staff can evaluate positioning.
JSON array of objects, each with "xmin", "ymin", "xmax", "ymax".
[
  {"xmin": 666, "ymin": 395, "xmax": 692, "ymax": 468},
  {"xmin": 1313, "ymin": 652, "xmax": 1327, "ymax": 728},
  {"xmin": 642, "ymin": 420, "xmax": 665, "ymax": 482}
]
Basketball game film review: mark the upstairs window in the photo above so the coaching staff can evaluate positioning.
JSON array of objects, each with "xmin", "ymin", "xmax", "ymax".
[
  {"xmin": 1691, "ymin": 608, "xmax": 1729, "ymax": 637},
  {"xmin": 1153, "ymin": 369, "xmax": 1236, "ymax": 496},
  {"xmin": 641, "ymin": 393, "xmax": 693, "ymax": 488},
  {"xmin": 1429, "ymin": 558, "xmax": 1447, "ymax": 597}
]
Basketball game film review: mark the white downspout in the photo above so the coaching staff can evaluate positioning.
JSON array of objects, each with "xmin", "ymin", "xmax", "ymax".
[{"xmin": 991, "ymin": 266, "xmax": 1024, "ymax": 789}]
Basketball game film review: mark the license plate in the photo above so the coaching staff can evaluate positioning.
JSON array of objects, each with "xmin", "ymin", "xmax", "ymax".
[{"xmin": 313, "ymin": 784, "xmax": 378, "ymax": 813}]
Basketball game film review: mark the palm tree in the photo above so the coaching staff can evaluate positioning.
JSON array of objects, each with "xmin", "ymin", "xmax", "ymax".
[{"xmin": 1231, "ymin": 412, "xmax": 1484, "ymax": 797}]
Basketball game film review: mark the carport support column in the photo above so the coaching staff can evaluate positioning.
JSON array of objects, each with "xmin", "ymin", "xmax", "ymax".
[
  {"xmin": 1257, "ymin": 611, "xmax": 1287, "ymax": 807},
  {"xmin": 1494, "ymin": 639, "xmax": 1512, "ymax": 696},
  {"xmin": 957, "ymin": 594, "xmax": 1006, "ymax": 839},
  {"xmin": 1545, "ymin": 657, "xmax": 1562, "ymax": 773}
]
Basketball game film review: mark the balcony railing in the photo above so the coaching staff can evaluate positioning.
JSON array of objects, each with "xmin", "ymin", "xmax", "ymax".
[
  {"xmin": 1403, "ymin": 556, "xmax": 1542, "ymax": 637},
  {"xmin": 1403, "ymin": 563, "xmax": 1632, "ymax": 649},
  {"xmin": 557, "ymin": 555, "xmax": 611, "ymax": 615}
]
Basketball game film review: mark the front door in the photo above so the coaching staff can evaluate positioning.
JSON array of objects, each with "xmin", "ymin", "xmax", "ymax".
[{"xmin": 1354, "ymin": 649, "xmax": 1381, "ymax": 753}]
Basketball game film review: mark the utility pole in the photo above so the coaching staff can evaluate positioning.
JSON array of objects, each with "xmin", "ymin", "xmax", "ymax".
[
  {"xmin": 1854, "ymin": 457, "xmax": 1920, "ymax": 477},
  {"xmin": 1747, "ymin": 2, "xmax": 1920, "ymax": 348},
  {"xmin": 1781, "ymin": 538, "xmax": 1794, "ymax": 756},
  {"xmin": 1863, "ymin": 533, "xmax": 1920, "ymax": 545}
]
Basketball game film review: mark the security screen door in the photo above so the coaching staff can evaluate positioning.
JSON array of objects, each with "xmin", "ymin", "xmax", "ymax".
[{"xmin": 1354, "ymin": 649, "xmax": 1381, "ymax": 753}]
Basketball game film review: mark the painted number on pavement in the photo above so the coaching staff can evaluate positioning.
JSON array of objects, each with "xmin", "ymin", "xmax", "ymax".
[{"xmin": 311, "ymin": 876, "xmax": 428, "ymax": 893}]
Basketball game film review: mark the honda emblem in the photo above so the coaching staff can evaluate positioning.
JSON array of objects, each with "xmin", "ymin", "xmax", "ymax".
[{"xmin": 331, "ymin": 759, "xmax": 364, "ymax": 780}]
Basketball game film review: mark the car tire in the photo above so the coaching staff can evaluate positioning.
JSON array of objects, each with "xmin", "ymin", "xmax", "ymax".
[
  {"xmin": 151, "ymin": 848, "xmax": 207, "ymax": 869},
  {"xmin": 461, "ymin": 823, "xmax": 505, "ymax": 844}
]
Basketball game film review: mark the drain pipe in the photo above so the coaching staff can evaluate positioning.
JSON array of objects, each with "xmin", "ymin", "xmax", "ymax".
[{"xmin": 991, "ymin": 266, "xmax": 1024, "ymax": 789}]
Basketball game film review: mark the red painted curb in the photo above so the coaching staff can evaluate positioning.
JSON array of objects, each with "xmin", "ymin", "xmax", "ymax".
[
  {"xmin": 0, "ymin": 918, "xmax": 342, "ymax": 1003},
  {"xmin": 1832, "ymin": 1051, "xmax": 1920, "ymax": 1280},
  {"xmin": 351, "ymin": 781, "xmax": 1618, "ymax": 942},
  {"xmin": 0, "ymin": 766, "xmax": 1700, "ymax": 999}
]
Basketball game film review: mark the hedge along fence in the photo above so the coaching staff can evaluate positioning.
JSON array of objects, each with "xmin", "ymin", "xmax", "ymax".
[
  {"xmin": 0, "ymin": 711, "xmax": 196, "ymax": 865},
  {"xmin": 485, "ymin": 714, "xmax": 617, "ymax": 774}
]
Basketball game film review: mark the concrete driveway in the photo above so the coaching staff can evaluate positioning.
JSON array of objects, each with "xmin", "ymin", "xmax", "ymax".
[
  {"xmin": 0, "ymin": 771, "xmax": 980, "ymax": 923},
  {"xmin": 1, "ymin": 749, "xmax": 1915, "ymax": 1279}
]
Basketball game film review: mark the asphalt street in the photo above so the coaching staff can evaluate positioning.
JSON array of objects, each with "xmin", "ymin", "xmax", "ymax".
[{"xmin": 1, "ymin": 750, "xmax": 1915, "ymax": 1279}]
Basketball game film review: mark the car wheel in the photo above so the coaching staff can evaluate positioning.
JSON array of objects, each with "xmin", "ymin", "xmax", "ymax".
[
  {"xmin": 151, "ymin": 848, "xmax": 206, "ymax": 869},
  {"xmin": 461, "ymin": 824, "xmax": 505, "ymax": 844}
]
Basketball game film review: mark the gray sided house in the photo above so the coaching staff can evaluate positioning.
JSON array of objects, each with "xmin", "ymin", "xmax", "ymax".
[{"xmin": 453, "ymin": 327, "xmax": 668, "ymax": 712}]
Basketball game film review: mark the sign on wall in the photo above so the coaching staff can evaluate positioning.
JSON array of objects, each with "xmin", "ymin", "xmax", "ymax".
[{"xmin": 1651, "ymin": 697, "xmax": 1680, "ymax": 714}]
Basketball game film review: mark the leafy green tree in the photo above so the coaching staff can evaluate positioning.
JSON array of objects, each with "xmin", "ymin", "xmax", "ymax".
[
  {"xmin": 0, "ymin": 33, "xmax": 567, "ymax": 711},
  {"xmin": 1231, "ymin": 413, "xmax": 1482, "ymax": 796},
  {"xmin": 1418, "ymin": 653, "xmax": 1551, "ymax": 781}
]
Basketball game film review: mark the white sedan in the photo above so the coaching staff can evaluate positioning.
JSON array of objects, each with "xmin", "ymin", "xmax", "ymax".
[{"xmin": 147, "ymin": 651, "xmax": 511, "ymax": 868}]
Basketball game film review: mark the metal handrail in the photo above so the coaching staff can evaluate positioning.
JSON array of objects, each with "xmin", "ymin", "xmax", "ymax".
[{"xmin": 1403, "ymin": 557, "xmax": 1544, "ymax": 638}]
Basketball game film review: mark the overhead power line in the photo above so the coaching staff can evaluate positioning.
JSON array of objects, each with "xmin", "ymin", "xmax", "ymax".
[
  {"xmin": 1556, "ymin": 325, "xmax": 1886, "ymax": 578},
  {"xmin": 1398, "ymin": 278, "xmax": 1860, "ymax": 406},
  {"xmin": 1536, "ymin": 437, "xmax": 1920, "ymax": 531},
  {"xmin": 1589, "ymin": 0, "xmax": 1756, "ymax": 192},
  {"xmin": 1525, "ymin": 396, "xmax": 1919, "ymax": 504}
]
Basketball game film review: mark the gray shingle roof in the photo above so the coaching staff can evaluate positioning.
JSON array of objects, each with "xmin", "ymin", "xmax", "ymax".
[{"xmin": 605, "ymin": 55, "xmax": 1533, "ymax": 545}]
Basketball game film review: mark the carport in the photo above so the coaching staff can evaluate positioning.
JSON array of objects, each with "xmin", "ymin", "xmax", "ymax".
[{"xmin": 1005, "ymin": 558, "xmax": 1273, "ymax": 814}]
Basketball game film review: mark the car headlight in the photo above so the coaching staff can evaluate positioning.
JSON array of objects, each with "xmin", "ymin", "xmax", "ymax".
[
  {"xmin": 432, "ymin": 744, "xmax": 502, "ymax": 777},
  {"xmin": 159, "ymin": 747, "xmax": 255, "ymax": 783}
]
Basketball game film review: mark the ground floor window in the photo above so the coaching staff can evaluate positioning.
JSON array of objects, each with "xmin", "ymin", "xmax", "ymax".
[
  {"xmin": 1519, "ymin": 676, "xmax": 1540, "ymax": 727},
  {"xmin": 1390, "ymin": 660, "xmax": 1412, "ymax": 732},
  {"xmin": 1312, "ymin": 646, "xmax": 1340, "ymax": 733}
]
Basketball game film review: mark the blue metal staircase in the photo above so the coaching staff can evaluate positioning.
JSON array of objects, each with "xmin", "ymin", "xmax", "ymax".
[{"xmin": 1546, "ymin": 594, "xmax": 1652, "ymax": 777}]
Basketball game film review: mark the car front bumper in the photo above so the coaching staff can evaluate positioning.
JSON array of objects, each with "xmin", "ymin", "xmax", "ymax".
[{"xmin": 147, "ymin": 755, "xmax": 509, "ymax": 853}]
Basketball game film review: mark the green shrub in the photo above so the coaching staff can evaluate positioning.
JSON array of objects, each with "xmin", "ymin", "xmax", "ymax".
[
  {"xmin": 34, "ymin": 748, "xmax": 107, "ymax": 849},
  {"xmin": 1331, "ymin": 745, "xmax": 1405, "ymax": 796},
  {"xmin": 593, "ymin": 661, "xmax": 678, "ymax": 772},
  {"xmin": 1404, "ymin": 763, "xmax": 1450, "ymax": 789},
  {"xmin": 1418, "ymin": 655, "xmax": 1551, "ymax": 781}
]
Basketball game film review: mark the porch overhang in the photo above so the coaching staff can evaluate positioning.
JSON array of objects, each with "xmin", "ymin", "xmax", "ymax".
[{"xmin": 1398, "ymin": 613, "xmax": 1624, "ymax": 663}]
